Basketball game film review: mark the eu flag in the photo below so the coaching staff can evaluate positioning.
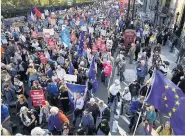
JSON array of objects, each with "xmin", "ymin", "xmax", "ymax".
[
  {"xmin": 77, "ymin": 31, "xmax": 85, "ymax": 56},
  {"xmin": 88, "ymin": 57, "xmax": 98, "ymax": 93},
  {"xmin": 68, "ymin": 62, "xmax": 74, "ymax": 75},
  {"xmin": 147, "ymin": 70, "xmax": 185, "ymax": 135},
  {"xmin": 61, "ymin": 26, "xmax": 70, "ymax": 48}
]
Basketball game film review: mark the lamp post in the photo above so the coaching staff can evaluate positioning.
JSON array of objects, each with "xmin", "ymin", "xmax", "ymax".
[
  {"xmin": 174, "ymin": 12, "xmax": 180, "ymax": 32},
  {"xmin": 127, "ymin": 0, "xmax": 131, "ymax": 19},
  {"xmin": 132, "ymin": 0, "xmax": 136, "ymax": 20}
]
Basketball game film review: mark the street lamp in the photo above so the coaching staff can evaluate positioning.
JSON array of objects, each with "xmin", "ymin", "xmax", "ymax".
[{"xmin": 174, "ymin": 12, "xmax": 180, "ymax": 32}]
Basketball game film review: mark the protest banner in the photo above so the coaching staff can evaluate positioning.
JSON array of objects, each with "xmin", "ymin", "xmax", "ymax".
[
  {"xmin": 30, "ymin": 90, "xmax": 45, "ymax": 106},
  {"xmin": 64, "ymin": 74, "xmax": 77, "ymax": 82},
  {"xmin": 43, "ymin": 28, "xmax": 55, "ymax": 35}
]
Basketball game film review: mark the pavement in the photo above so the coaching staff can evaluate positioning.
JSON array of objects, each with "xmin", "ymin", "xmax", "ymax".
[{"xmin": 109, "ymin": 45, "xmax": 177, "ymax": 136}]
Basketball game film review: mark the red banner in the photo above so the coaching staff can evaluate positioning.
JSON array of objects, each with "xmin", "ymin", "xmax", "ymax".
[{"xmin": 30, "ymin": 90, "xmax": 45, "ymax": 106}]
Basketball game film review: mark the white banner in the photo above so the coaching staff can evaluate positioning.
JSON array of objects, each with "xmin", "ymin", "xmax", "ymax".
[
  {"xmin": 64, "ymin": 74, "xmax": 77, "ymax": 82},
  {"xmin": 43, "ymin": 28, "xmax": 55, "ymax": 35}
]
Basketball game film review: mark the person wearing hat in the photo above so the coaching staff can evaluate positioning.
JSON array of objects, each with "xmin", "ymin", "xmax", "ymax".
[
  {"xmin": 108, "ymin": 79, "xmax": 121, "ymax": 115},
  {"xmin": 156, "ymin": 121, "xmax": 174, "ymax": 135},
  {"xmin": 120, "ymin": 87, "xmax": 131, "ymax": 115},
  {"xmin": 85, "ymin": 98, "xmax": 100, "ymax": 125},
  {"xmin": 80, "ymin": 108, "xmax": 95, "ymax": 135}
]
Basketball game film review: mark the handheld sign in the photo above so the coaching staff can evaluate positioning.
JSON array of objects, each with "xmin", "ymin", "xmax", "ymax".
[{"xmin": 30, "ymin": 90, "xmax": 45, "ymax": 106}]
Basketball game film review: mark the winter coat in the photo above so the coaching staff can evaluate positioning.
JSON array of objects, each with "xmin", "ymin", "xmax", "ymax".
[
  {"xmin": 2, "ymin": 88, "xmax": 17, "ymax": 106},
  {"xmin": 171, "ymin": 68, "xmax": 184, "ymax": 85},
  {"xmin": 118, "ymin": 60, "xmax": 126, "ymax": 72},
  {"xmin": 139, "ymin": 85, "xmax": 151, "ymax": 97},
  {"xmin": 179, "ymin": 78, "xmax": 185, "ymax": 94},
  {"xmin": 129, "ymin": 46, "xmax": 136, "ymax": 56},
  {"xmin": 145, "ymin": 111, "xmax": 156, "ymax": 124},
  {"xmin": 136, "ymin": 63, "xmax": 148, "ymax": 78},
  {"xmin": 81, "ymin": 113, "xmax": 95, "ymax": 130},
  {"xmin": 48, "ymin": 111, "xmax": 69, "ymax": 131},
  {"xmin": 129, "ymin": 82, "xmax": 140, "ymax": 97},
  {"xmin": 86, "ymin": 103, "xmax": 100, "ymax": 118}
]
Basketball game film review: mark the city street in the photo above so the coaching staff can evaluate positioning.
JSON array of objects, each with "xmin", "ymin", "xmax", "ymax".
[{"xmin": 109, "ymin": 45, "xmax": 177, "ymax": 135}]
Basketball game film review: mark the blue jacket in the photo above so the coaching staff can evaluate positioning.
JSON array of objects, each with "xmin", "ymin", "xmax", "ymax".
[
  {"xmin": 136, "ymin": 63, "xmax": 148, "ymax": 78},
  {"xmin": 81, "ymin": 113, "xmax": 94, "ymax": 130},
  {"xmin": 145, "ymin": 111, "xmax": 156, "ymax": 123},
  {"xmin": 130, "ymin": 100, "xmax": 142, "ymax": 113},
  {"xmin": 48, "ymin": 114, "xmax": 62, "ymax": 131},
  {"xmin": 47, "ymin": 84, "xmax": 59, "ymax": 96},
  {"xmin": 1, "ymin": 104, "xmax": 9, "ymax": 123}
]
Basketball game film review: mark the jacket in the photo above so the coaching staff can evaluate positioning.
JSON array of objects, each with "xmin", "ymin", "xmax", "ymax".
[
  {"xmin": 145, "ymin": 111, "xmax": 156, "ymax": 123},
  {"xmin": 129, "ymin": 82, "xmax": 140, "ymax": 97},
  {"xmin": 48, "ymin": 111, "xmax": 69, "ymax": 131},
  {"xmin": 136, "ymin": 63, "xmax": 148, "ymax": 78},
  {"xmin": 81, "ymin": 113, "xmax": 94, "ymax": 130},
  {"xmin": 118, "ymin": 60, "xmax": 126, "ymax": 72},
  {"xmin": 130, "ymin": 100, "xmax": 142, "ymax": 113},
  {"xmin": 47, "ymin": 84, "xmax": 59, "ymax": 96},
  {"xmin": 179, "ymin": 78, "xmax": 185, "ymax": 94},
  {"xmin": 86, "ymin": 103, "xmax": 100, "ymax": 117},
  {"xmin": 2, "ymin": 88, "xmax": 17, "ymax": 106},
  {"xmin": 139, "ymin": 85, "xmax": 151, "ymax": 97}
]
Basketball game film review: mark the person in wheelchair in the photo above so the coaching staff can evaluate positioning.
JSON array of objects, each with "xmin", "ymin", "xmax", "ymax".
[{"xmin": 120, "ymin": 87, "xmax": 131, "ymax": 115}]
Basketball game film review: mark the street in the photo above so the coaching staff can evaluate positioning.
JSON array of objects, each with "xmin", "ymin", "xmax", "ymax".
[{"xmin": 109, "ymin": 45, "xmax": 177, "ymax": 135}]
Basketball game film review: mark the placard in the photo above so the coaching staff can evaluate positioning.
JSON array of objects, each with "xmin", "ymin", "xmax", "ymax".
[
  {"xmin": 30, "ymin": 90, "xmax": 45, "ymax": 106},
  {"xmin": 64, "ymin": 74, "xmax": 77, "ymax": 82},
  {"xmin": 43, "ymin": 28, "xmax": 54, "ymax": 35}
]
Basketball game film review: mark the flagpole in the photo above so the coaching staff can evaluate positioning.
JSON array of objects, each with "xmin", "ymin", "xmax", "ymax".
[{"xmin": 132, "ymin": 71, "xmax": 155, "ymax": 136}]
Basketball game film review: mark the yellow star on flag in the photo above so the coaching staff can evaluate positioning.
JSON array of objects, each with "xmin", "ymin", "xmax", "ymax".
[
  {"xmin": 175, "ymin": 101, "xmax": 180, "ymax": 106},
  {"xmin": 175, "ymin": 94, "xmax": 179, "ymax": 99},
  {"xmin": 165, "ymin": 85, "xmax": 169, "ymax": 89},
  {"xmin": 168, "ymin": 112, "xmax": 172, "ymax": 117},
  {"xmin": 164, "ymin": 96, "xmax": 167, "ymax": 101},
  {"xmin": 172, "ymin": 107, "xmax": 177, "ymax": 112},
  {"xmin": 172, "ymin": 88, "xmax": 176, "ymax": 92}
]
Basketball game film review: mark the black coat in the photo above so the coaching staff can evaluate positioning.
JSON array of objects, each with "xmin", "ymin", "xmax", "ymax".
[
  {"xmin": 129, "ymin": 83, "xmax": 140, "ymax": 97},
  {"xmin": 179, "ymin": 78, "xmax": 185, "ymax": 94},
  {"xmin": 171, "ymin": 69, "xmax": 184, "ymax": 85},
  {"xmin": 139, "ymin": 85, "xmax": 151, "ymax": 97}
]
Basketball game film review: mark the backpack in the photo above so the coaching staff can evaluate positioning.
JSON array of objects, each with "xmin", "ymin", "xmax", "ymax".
[{"xmin": 102, "ymin": 107, "xmax": 111, "ymax": 121}]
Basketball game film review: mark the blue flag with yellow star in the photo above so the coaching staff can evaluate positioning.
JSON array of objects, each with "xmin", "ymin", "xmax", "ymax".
[{"xmin": 147, "ymin": 70, "xmax": 185, "ymax": 135}]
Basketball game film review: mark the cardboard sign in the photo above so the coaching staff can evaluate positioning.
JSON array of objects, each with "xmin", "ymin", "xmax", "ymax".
[
  {"xmin": 30, "ymin": 90, "xmax": 45, "ymax": 106},
  {"xmin": 43, "ymin": 28, "xmax": 54, "ymax": 35},
  {"xmin": 64, "ymin": 74, "xmax": 77, "ymax": 82}
]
